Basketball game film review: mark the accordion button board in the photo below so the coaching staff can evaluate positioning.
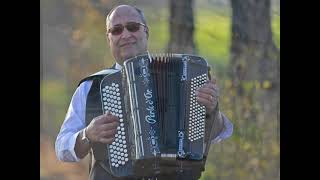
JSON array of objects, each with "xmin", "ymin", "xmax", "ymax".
[
  {"xmin": 101, "ymin": 75, "xmax": 134, "ymax": 176},
  {"xmin": 100, "ymin": 53, "xmax": 211, "ymax": 177}
]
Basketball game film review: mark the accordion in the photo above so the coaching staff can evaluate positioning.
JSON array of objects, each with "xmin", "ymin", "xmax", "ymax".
[{"xmin": 100, "ymin": 53, "xmax": 212, "ymax": 177}]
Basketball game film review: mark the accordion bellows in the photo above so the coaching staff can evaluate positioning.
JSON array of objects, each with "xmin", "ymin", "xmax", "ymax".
[{"xmin": 100, "ymin": 53, "xmax": 211, "ymax": 177}]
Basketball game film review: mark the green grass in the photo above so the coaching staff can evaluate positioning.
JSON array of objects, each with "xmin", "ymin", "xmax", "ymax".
[
  {"xmin": 195, "ymin": 9, "xmax": 231, "ymax": 66},
  {"xmin": 41, "ymin": 81, "xmax": 69, "ymax": 107}
]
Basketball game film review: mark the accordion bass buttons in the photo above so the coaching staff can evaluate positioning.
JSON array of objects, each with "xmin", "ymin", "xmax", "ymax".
[{"xmin": 101, "ymin": 83, "xmax": 129, "ymax": 167}]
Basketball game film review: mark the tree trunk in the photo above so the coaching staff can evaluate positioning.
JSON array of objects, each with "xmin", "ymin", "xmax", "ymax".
[
  {"xmin": 168, "ymin": 0, "xmax": 196, "ymax": 54},
  {"xmin": 230, "ymin": 0, "xmax": 279, "ymax": 92},
  {"xmin": 229, "ymin": 0, "xmax": 280, "ymax": 122},
  {"xmin": 228, "ymin": 0, "xmax": 280, "ymax": 179}
]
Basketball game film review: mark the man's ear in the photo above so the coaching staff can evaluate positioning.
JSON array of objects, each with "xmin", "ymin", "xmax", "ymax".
[{"xmin": 145, "ymin": 29, "xmax": 149, "ymax": 39}]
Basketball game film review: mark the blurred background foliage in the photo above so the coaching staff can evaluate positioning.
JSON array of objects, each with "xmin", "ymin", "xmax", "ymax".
[{"xmin": 40, "ymin": 0, "xmax": 280, "ymax": 179}]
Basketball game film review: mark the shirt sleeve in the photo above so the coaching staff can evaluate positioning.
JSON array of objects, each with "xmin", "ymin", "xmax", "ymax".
[
  {"xmin": 211, "ymin": 112, "xmax": 233, "ymax": 144},
  {"xmin": 55, "ymin": 81, "xmax": 93, "ymax": 162}
]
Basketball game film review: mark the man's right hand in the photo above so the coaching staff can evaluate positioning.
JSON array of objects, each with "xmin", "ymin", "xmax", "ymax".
[{"xmin": 86, "ymin": 111, "xmax": 120, "ymax": 144}]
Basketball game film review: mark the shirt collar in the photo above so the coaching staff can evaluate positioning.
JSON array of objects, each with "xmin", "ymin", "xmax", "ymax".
[{"xmin": 115, "ymin": 63, "xmax": 122, "ymax": 70}]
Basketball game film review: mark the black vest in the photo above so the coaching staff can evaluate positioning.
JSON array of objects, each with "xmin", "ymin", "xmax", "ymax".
[
  {"xmin": 79, "ymin": 67, "xmax": 125, "ymax": 180},
  {"xmin": 78, "ymin": 66, "xmax": 219, "ymax": 180}
]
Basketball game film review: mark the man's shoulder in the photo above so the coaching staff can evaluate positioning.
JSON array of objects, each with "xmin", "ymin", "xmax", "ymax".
[
  {"xmin": 89, "ymin": 69, "xmax": 120, "ymax": 77},
  {"xmin": 78, "ymin": 68, "xmax": 119, "ymax": 87}
]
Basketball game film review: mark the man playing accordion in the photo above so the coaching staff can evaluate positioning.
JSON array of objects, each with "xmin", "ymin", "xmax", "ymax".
[{"xmin": 55, "ymin": 4, "xmax": 233, "ymax": 180}]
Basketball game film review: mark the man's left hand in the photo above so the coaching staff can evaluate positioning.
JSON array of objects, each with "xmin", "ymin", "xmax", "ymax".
[{"xmin": 196, "ymin": 76, "xmax": 219, "ymax": 114}]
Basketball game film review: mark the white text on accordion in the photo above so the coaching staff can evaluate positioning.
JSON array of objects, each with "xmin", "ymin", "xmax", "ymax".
[{"xmin": 144, "ymin": 89, "xmax": 156, "ymax": 124}]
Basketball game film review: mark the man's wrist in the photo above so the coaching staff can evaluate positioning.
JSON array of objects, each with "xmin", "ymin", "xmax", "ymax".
[
  {"xmin": 206, "ymin": 102, "xmax": 219, "ymax": 118},
  {"xmin": 75, "ymin": 127, "xmax": 92, "ymax": 159},
  {"xmin": 81, "ymin": 127, "xmax": 92, "ymax": 145}
]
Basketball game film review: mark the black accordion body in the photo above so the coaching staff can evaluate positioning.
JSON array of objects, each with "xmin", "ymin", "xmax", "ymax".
[{"xmin": 100, "ymin": 53, "xmax": 212, "ymax": 177}]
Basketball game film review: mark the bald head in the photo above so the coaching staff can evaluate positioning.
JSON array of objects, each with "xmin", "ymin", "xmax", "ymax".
[{"xmin": 106, "ymin": 5, "xmax": 147, "ymax": 31}]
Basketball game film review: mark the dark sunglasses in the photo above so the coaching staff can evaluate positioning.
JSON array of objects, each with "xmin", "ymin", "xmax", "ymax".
[{"xmin": 107, "ymin": 22, "xmax": 147, "ymax": 36}]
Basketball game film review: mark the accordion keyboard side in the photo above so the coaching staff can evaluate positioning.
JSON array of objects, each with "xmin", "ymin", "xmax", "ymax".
[
  {"xmin": 124, "ymin": 55, "xmax": 164, "ymax": 176},
  {"xmin": 100, "ymin": 70, "xmax": 134, "ymax": 177},
  {"xmin": 125, "ymin": 55, "xmax": 161, "ymax": 157}
]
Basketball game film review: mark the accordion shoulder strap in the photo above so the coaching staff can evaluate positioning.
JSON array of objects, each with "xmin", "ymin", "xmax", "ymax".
[{"xmin": 78, "ymin": 68, "xmax": 119, "ymax": 87}]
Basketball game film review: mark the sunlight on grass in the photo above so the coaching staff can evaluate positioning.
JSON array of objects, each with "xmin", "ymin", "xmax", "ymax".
[{"xmin": 195, "ymin": 9, "xmax": 231, "ymax": 66}]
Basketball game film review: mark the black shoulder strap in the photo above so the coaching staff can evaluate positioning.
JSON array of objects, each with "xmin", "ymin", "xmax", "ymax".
[
  {"xmin": 78, "ymin": 68, "xmax": 119, "ymax": 87},
  {"xmin": 85, "ymin": 76, "xmax": 105, "ymax": 126}
]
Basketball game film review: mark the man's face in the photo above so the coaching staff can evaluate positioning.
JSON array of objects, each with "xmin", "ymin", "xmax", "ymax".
[{"xmin": 107, "ymin": 6, "xmax": 148, "ymax": 65}]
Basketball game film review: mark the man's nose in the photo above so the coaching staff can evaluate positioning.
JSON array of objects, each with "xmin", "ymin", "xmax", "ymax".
[{"xmin": 121, "ymin": 27, "xmax": 132, "ymax": 38}]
